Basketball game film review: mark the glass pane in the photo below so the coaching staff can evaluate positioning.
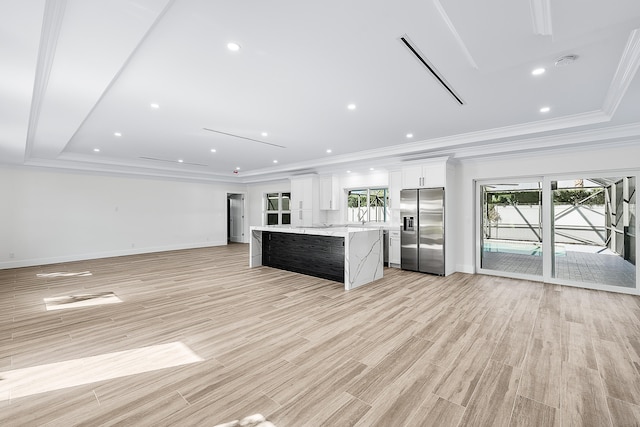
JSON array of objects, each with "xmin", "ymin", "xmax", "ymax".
[
  {"xmin": 347, "ymin": 190, "xmax": 368, "ymax": 222},
  {"xmin": 266, "ymin": 193, "xmax": 279, "ymax": 211},
  {"xmin": 481, "ymin": 182, "xmax": 543, "ymax": 277},
  {"xmin": 552, "ymin": 177, "xmax": 636, "ymax": 288},
  {"xmin": 282, "ymin": 192, "xmax": 290, "ymax": 211},
  {"xmin": 267, "ymin": 213, "xmax": 279, "ymax": 225},
  {"xmin": 282, "ymin": 213, "xmax": 291, "ymax": 225},
  {"xmin": 369, "ymin": 189, "xmax": 389, "ymax": 222}
]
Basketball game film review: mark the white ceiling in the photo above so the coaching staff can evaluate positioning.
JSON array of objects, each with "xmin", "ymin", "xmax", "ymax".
[{"xmin": 2, "ymin": 0, "xmax": 640, "ymax": 183}]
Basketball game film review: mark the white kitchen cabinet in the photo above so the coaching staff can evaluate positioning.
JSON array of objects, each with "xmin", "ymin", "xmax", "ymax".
[
  {"xmin": 401, "ymin": 159, "xmax": 446, "ymax": 188},
  {"xmin": 291, "ymin": 209, "xmax": 314, "ymax": 226},
  {"xmin": 319, "ymin": 175, "xmax": 340, "ymax": 210},
  {"xmin": 290, "ymin": 175, "xmax": 319, "ymax": 226},
  {"xmin": 389, "ymin": 229, "xmax": 401, "ymax": 267}
]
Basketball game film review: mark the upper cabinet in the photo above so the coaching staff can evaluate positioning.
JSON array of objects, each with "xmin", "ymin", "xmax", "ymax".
[
  {"xmin": 290, "ymin": 176, "xmax": 314, "ymax": 210},
  {"xmin": 401, "ymin": 158, "xmax": 447, "ymax": 189},
  {"xmin": 319, "ymin": 175, "xmax": 339, "ymax": 210},
  {"xmin": 290, "ymin": 175, "xmax": 319, "ymax": 226}
]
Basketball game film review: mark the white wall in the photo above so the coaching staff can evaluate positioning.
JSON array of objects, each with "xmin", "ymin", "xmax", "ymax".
[
  {"xmin": 0, "ymin": 166, "xmax": 245, "ymax": 268},
  {"xmin": 455, "ymin": 142, "xmax": 640, "ymax": 273}
]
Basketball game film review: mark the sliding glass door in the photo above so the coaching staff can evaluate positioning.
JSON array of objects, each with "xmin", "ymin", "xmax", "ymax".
[
  {"xmin": 552, "ymin": 177, "xmax": 636, "ymax": 288},
  {"xmin": 480, "ymin": 181, "xmax": 543, "ymax": 278},
  {"xmin": 477, "ymin": 174, "xmax": 638, "ymax": 292}
]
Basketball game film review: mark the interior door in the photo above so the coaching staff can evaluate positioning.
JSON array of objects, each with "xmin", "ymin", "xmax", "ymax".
[{"xmin": 228, "ymin": 194, "xmax": 244, "ymax": 243}]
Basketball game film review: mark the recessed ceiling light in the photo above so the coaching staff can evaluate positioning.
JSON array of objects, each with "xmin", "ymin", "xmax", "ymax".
[
  {"xmin": 326, "ymin": 149, "xmax": 332, "ymax": 153},
  {"xmin": 406, "ymin": 133, "xmax": 413, "ymax": 138},
  {"xmin": 369, "ymin": 167, "xmax": 374, "ymax": 171},
  {"xmin": 210, "ymin": 149, "xmax": 216, "ymax": 153},
  {"xmin": 178, "ymin": 159, "xmax": 184, "ymax": 163},
  {"xmin": 235, "ymin": 167, "xmax": 240, "ymax": 170},
  {"xmin": 261, "ymin": 132, "xmax": 268, "ymax": 137},
  {"xmin": 114, "ymin": 132, "xmax": 122, "ymax": 137},
  {"xmin": 346, "ymin": 170, "xmax": 352, "ymax": 173},
  {"xmin": 347, "ymin": 104, "xmax": 356, "ymax": 110},
  {"xmin": 227, "ymin": 42, "xmax": 241, "ymax": 51},
  {"xmin": 531, "ymin": 68, "xmax": 546, "ymax": 76},
  {"xmin": 93, "ymin": 148, "xmax": 100, "ymax": 152},
  {"xmin": 273, "ymin": 160, "xmax": 278, "ymax": 164},
  {"xmin": 540, "ymin": 106, "xmax": 550, "ymax": 113},
  {"xmin": 150, "ymin": 103, "xmax": 160, "ymax": 109}
]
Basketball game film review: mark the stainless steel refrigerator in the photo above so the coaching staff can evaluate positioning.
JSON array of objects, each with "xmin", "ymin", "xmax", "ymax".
[{"xmin": 400, "ymin": 188, "xmax": 445, "ymax": 275}]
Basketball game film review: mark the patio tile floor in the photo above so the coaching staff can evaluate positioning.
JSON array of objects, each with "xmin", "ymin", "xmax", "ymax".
[{"xmin": 482, "ymin": 250, "xmax": 636, "ymax": 288}]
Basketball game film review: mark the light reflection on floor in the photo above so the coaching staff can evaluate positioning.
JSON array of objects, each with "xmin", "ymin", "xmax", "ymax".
[
  {"xmin": 0, "ymin": 342, "xmax": 203, "ymax": 401},
  {"xmin": 44, "ymin": 292, "xmax": 122, "ymax": 311},
  {"xmin": 36, "ymin": 271, "xmax": 92, "ymax": 277}
]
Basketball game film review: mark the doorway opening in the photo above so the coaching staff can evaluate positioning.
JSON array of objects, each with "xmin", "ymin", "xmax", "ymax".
[{"xmin": 227, "ymin": 193, "xmax": 245, "ymax": 244}]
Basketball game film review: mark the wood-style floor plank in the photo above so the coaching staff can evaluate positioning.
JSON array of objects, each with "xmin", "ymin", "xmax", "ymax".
[
  {"xmin": 606, "ymin": 396, "xmax": 640, "ymax": 427},
  {"xmin": 509, "ymin": 395, "xmax": 558, "ymax": 427},
  {"xmin": 518, "ymin": 337, "xmax": 562, "ymax": 409},
  {"xmin": 560, "ymin": 362, "xmax": 612, "ymax": 427},
  {"xmin": 593, "ymin": 338, "xmax": 640, "ymax": 406},
  {"xmin": 457, "ymin": 360, "xmax": 520, "ymax": 427},
  {"xmin": 0, "ymin": 244, "xmax": 639, "ymax": 426}
]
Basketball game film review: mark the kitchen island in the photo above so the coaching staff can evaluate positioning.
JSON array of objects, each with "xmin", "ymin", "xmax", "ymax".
[{"xmin": 250, "ymin": 225, "xmax": 383, "ymax": 290}]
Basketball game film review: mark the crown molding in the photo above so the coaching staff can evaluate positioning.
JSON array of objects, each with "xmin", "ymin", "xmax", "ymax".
[
  {"xmin": 529, "ymin": 0, "xmax": 553, "ymax": 36},
  {"xmin": 23, "ymin": 157, "xmax": 244, "ymax": 184},
  {"xmin": 452, "ymin": 122, "xmax": 640, "ymax": 160},
  {"xmin": 47, "ymin": 0, "xmax": 177, "ymax": 160},
  {"xmin": 241, "ymin": 109, "xmax": 610, "ymax": 178},
  {"xmin": 19, "ymin": 120, "xmax": 640, "ymax": 184},
  {"xmin": 433, "ymin": 0, "xmax": 478, "ymax": 69},
  {"xmin": 24, "ymin": 0, "xmax": 67, "ymax": 162},
  {"xmin": 602, "ymin": 28, "xmax": 640, "ymax": 116}
]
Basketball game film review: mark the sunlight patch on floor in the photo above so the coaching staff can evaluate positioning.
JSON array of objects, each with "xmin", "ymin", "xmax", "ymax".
[{"xmin": 0, "ymin": 342, "xmax": 203, "ymax": 401}]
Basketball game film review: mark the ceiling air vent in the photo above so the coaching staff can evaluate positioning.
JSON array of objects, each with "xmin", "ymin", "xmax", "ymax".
[
  {"xmin": 399, "ymin": 35, "xmax": 465, "ymax": 105},
  {"xmin": 202, "ymin": 128, "xmax": 286, "ymax": 149},
  {"xmin": 139, "ymin": 157, "xmax": 208, "ymax": 167}
]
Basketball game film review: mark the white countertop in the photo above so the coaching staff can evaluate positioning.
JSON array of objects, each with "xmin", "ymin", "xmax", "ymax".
[{"xmin": 250, "ymin": 225, "xmax": 378, "ymax": 237}]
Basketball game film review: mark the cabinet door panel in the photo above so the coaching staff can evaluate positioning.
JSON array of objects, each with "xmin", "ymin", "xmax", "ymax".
[
  {"xmin": 319, "ymin": 176, "xmax": 338, "ymax": 210},
  {"xmin": 402, "ymin": 166, "xmax": 422, "ymax": 188},
  {"xmin": 423, "ymin": 163, "xmax": 446, "ymax": 188}
]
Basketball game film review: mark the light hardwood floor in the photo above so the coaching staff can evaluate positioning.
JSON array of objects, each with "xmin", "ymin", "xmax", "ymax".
[{"xmin": 1, "ymin": 244, "xmax": 640, "ymax": 426}]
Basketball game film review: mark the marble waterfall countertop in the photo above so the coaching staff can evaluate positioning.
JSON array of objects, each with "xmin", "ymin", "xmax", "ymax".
[{"xmin": 250, "ymin": 225, "xmax": 384, "ymax": 290}]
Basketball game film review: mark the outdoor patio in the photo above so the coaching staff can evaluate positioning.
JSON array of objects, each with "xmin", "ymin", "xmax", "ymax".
[{"xmin": 482, "ymin": 248, "xmax": 636, "ymax": 288}]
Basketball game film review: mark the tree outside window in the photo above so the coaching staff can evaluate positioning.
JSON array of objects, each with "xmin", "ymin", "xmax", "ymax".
[{"xmin": 347, "ymin": 188, "xmax": 389, "ymax": 222}]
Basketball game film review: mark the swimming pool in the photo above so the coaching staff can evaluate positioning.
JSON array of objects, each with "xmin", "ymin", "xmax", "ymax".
[{"xmin": 482, "ymin": 240, "xmax": 566, "ymax": 256}]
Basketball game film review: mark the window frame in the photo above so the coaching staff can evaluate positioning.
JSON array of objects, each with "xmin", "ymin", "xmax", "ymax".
[
  {"xmin": 346, "ymin": 187, "xmax": 389, "ymax": 223},
  {"xmin": 264, "ymin": 192, "xmax": 291, "ymax": 225}
]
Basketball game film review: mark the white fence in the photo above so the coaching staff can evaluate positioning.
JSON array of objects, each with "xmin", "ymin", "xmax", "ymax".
[
  {"xmin": 484, "ymin": 204, "xmax": 606, "ymax": 245},
  {"xmin": 347, "ymin": 207, "xmax": 388, "ymax": 223}
]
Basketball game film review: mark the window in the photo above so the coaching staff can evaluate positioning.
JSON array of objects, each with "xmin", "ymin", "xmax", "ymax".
[
  {"xmin": 265, "ymin": 192, "xmax": 291, "ymax": 225},
  {"xmin": 347, "ymin": 188, "xmax": 389, "ymax": 223}
]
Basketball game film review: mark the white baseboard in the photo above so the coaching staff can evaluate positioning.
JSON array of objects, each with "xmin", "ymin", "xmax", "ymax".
[
  {"xmin": 456, "ymin": 264, "xmax": 475, "ymax": 274},
  {"xmin": 0, "ymin": 240, "xmax": 229, "ymax": 270}
]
